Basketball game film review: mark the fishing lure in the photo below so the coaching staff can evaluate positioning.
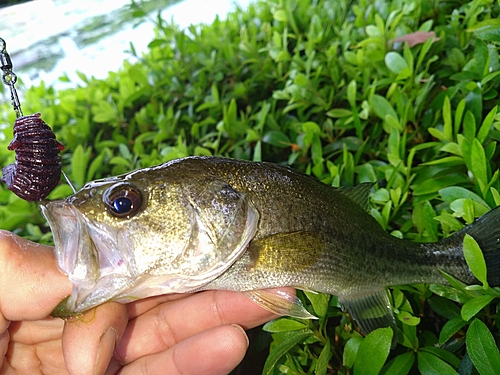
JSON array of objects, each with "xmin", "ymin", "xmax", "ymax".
[
  {"xmin": 0, "ymin": 37, "xmax": 64, "ymax": 201},
  {"xmin": 2, "ymin": 113, "xmax": 65, "ymax": 201}
]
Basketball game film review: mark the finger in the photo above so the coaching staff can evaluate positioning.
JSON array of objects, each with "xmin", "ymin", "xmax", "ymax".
[
  {"xmin": 0, "ymin": 231, "xmax": 72, "ymax": 320},
  {"xmin": 115, "ymin": 290, "xmax": 283, "ymax": 365},
  {"xmin": 62, "ymin": 302, "xmax": 128, "ymax": 375},
  {"xmin": 126, "ymin": 294, "xmax": 188, "ymax": 320},
  {"xmin": 4, "ymin": 316, "xmax": 66, "ymax": 374},
  {"xmin": 0, "ymin": 330, "xmax": 9, "ymax": 370},
  {"xmin": 117, "ymin": 324, "xmax": 249, "ymax": 375},
  {"xmin": 8, "ymin": 318, "xmax": 63, "ymax": 345}
]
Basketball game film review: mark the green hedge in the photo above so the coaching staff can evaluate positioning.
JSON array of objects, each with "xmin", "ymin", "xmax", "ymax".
[{"xmin": 1, "ymin": 0, "xmax": 500, "ymax": 373}]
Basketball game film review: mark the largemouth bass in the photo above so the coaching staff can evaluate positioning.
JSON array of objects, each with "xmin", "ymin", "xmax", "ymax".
[{"xmin": 40, "ymin": 156, "xmax": 500, "ymax": 335}]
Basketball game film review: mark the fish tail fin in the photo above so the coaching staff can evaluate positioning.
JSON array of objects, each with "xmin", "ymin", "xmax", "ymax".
[{"xmin": 457, "ymin": 205, "xmax": 500, "ymax": 286}]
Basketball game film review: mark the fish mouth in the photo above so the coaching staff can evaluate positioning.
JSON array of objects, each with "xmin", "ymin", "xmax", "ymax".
[{"xmin": 40, "ymin": 200, "xmax": 138, "ymax": 317}]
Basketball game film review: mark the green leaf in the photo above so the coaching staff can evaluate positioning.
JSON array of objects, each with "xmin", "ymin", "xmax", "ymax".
[
  {"xmin": 413, "ymin": 201, "xmax": 438, "ymax": 241},
  {"xmin": 470, "ymin": 138, "xmax": 488, "ymax": 191},
  {"xmin": 262, "ymin": 131, "xmax": 291, "ymax": 148},
  {"xmin": 413, "ymin": 175, "xmax": 468, "ymax": 196},
  {"xmin": 327, "ymin": 108, "xmax": 353, "ymax": 118},
  {"xmin": 263, "ymin": 318, "xmax": 309, "ymax": 332},
  {"xmin": 86, "ymin": 151, "xmax": 106, "ymax": 181},
  {"xmin": 396, "ymin": 311, "xmax": 420, "ymax": 326},
  {"xmin": 461, "ymin": 295, "xmax": 496, "ymax": 322},
  {"xmin": 454, "ymin": 99, "xmax": 466, "ymax": 136},
  {"xmin": 474, "ymin": 39, "xmax": 488, "ymax": 78},
  {"xmin": 385, "ymin": 52, "xmax": 408, "ymax": 74},
  {"xmin": 427, "ymin": 296, "xmax": 461, "ymax": 320},
  {"xmin": 477, "ymin": 106, "xmax": 497, "ymax": 144},
  {"xmin": 262, "ymin": 332, "xmax": 310, "ymax": 375},
  {"xmin": 439, "ymin": 187, "xmax": 489, "ymax": 208},
  {"xmin": 347, "ymin": 79, "xmax": 357, "ymax": 107},
  {"xmin": 466, "ymin": 89, "xmax": 483, "ymax": 129},
  {"xmin": 128, "ymin": 65, "xmax": 149, "ymax": 86},
  {"xmin": 343, "ymin": 337, "xmax": 363, "ymax": 368},
  {"xmin": 421, "ymin": 347, "xmax": 461, "ymax": 368},
  {"xmin": 92, "ymin": 100, "xmax": 117, "ymax": 123},
  {"xmin": 442, "ymin": 95, "xmax": 453, "ymax": 142},
  {"xmin": 371, "ymin": 94, "xmax": 399, "ymax": 123},
  {"xmin": 472, "ymin": 25, "xmax": 500, "ymax": 42},
  {"xmin": 380, "ymin": 352, "xmax": 415, "ymax": 375},
  {"xmin": 448, "ymin": 198, "xmax": 490, "ymax": 222},
  {"xmin": 70, "ymin": 145, "xmax": 90, "ymax": 188},
  {"xmin": 429, "ymin": 283, "xmax": 471, "ymax": 305},
  {"xmin": 354, "ymin": 327, "xmax": 393, "ymax": 375},
  {"xmin": 315, "ymin": 338, "xmax": 332, "ymax": 375},
  {"xmin": 439, "ymin": 316, "xmax": 467, "ymax": 345},
  {"xmin": 417, "ymin": 351, "xmax": 458, "ymax": 375},
  {"xmin": 293, "ymin": 72, "xmax": 309, "ymax": 87},
  {"xmin": 273, "ymin": 9, "xmax": 287, "ymax": 22},
  {"xmin": 466, "ymin": 319, "xmax": 500, "ymax": 374},
  {"xmin": 463, "ymin": 234, "xmax": 489, "ymax": 289},
  {"xmin": 467, "ymin": 18, "xmax": 500, "ymax": 32},
  {"xmin": 304, "ymin": 291, "xmax": 330, "ymax": 317}
]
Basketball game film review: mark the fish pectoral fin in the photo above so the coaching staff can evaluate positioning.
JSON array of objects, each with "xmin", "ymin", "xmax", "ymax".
[
  {"xmin": 340, "ymin": 289, "xmax": 397, "ymax": 346},
  {"xmin": 243, "ymin": 289, "xmax": 317, "ymax": 320}
]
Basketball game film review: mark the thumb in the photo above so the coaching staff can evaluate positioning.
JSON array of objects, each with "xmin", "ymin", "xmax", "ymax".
[{"xmin": 0, "ymin": 230, "xmax": 71, "ymax": 320}]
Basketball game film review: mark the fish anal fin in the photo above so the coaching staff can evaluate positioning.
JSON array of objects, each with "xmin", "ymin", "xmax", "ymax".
[
  {"xmin": 340, "ymin": 289, "xmax": 397, "ymax": 347},
  {"xmin": 243, "ymin": 289, "xmax": 317, "ymax": 320},
  {"xmin": 341, "ymin": 182, "xmax": 374, "ymax": 212}
]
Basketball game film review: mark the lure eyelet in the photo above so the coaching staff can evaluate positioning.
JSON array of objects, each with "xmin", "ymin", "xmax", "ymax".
[{"xmin": 103, "ymin": 183, "xmax": 143, "ymax": 218}]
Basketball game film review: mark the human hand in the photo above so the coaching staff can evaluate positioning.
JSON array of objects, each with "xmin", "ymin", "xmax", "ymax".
[{"xmin": 0, "ymin": 230, "xmax": 280, "ymax": 375}]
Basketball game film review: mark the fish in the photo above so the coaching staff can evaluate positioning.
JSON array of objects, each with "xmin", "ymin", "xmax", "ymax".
[{"xmin": 40, "ymin": 156, "xmax": 500, "ymax": 337}]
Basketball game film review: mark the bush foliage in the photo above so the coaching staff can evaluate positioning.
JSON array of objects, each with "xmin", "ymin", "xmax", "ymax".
[{"xmin": 1, "ymin": 0, "xmax": 500, "ymax": 373}]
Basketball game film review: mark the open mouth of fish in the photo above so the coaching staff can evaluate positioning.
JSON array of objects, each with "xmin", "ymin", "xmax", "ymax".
[{"xmin": 40, "ymin": 201, "xmax": 141, "ymax": 316}]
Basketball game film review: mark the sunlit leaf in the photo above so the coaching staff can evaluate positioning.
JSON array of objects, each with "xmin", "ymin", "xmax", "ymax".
[
  {"xmin": 461, "ymin": 295, "xmax": 495, "ymax": 321},
  {"xmin": 463, "ymin": 234, "xmax": 489, "ymax": 289}
]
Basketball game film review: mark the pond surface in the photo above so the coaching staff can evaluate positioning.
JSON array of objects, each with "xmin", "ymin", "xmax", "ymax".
[{"xmin": 0, "ymin": 0, "xmax": 251, "ymax": 90}]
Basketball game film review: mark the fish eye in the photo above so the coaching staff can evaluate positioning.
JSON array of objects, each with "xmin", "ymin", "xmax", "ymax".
[{"xmin": 103, "ymin": 183, "xmax": 143, "ymax": 218}]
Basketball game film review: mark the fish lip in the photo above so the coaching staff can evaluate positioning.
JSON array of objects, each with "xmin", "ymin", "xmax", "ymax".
[
  {"xmin": 40, "ymin": 201, "xmax": 88, "ymax": 280},
  {"xmin": 40, "ymin": 200, "xmax": 137, "ymax": 315}
]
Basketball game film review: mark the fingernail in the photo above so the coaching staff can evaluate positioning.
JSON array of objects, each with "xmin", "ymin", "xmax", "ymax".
[
  {"xmin": 231, "ymin": 324, "xmax": 249, "ymax": 349},
  {"xmin": 94, "ymin": 327, "xmax": 117, "ymax": 375}
]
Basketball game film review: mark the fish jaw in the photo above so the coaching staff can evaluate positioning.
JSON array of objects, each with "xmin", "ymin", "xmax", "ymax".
[{"xmin": 40, "ymin": 200, "xmax": 140, "ymax": 315}]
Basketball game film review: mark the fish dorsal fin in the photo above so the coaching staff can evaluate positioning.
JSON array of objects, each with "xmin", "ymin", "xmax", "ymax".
[
  {"xmin": 340, "ymin": 183, "xmax": 374, "ymax": 212},
  {"xmin": 243, "ymin": 289, "xmax": 317, "ymax": 320},
  {"xmin": 340, "ymin": 289, "xmax": 397, "ymax": 346}
]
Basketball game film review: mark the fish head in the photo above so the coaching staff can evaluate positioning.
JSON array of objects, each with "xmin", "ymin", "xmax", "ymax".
[{"xmin": 41, "ymin": 161, "xmax": 259, "ymax": 316}]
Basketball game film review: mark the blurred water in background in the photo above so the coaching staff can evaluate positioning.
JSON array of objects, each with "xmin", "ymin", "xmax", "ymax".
[{"xmin": 0, "ymin": 0, "xmax": 251, "ymax": 90}]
